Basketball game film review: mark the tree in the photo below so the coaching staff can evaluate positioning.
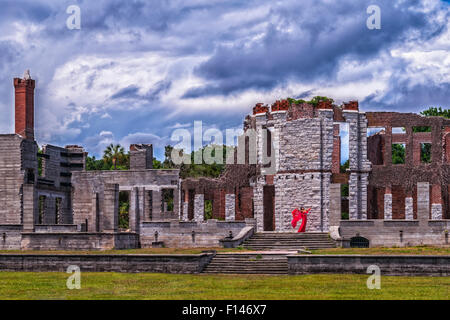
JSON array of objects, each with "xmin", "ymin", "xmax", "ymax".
[
  {"xmin": 103, "ymin": 144, "xmax": 126, "ymax": 170},
  {"xmin": 420, "ymin": 107, "xmax": 450, "ymax": 118},
  {"xmin": 414, "ymin": 107, "xmax": 450, "ymax": 132},
  {"xmin": 392, "ymin": 144, "xmax": 406, "ymax": 164},
  {"xmin": 340, "ymin": 159, "xmax": 349, "ymax": 173}
]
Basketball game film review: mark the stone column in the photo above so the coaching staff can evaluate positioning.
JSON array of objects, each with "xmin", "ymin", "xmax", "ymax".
[
  {"xmin": 182, "ymin": 203, "xmax": 188, "ymax": 221},
  {"xmin": 225, "ymin": 194, "xmax": 236, "ymax": 221},
  {"xmin": 360, "ymin": 173, "xmax": 368, "ymax": 220},
  {"xmin": 194, "ymin": 194, "xmax": 204, "ymax": 222},
  {"xmin": 417, "ymin": 182, "xmax": 429, "ymax": 221},
  {"xmin": 384, "ymin": 186, "xmax": 392, "ymax": 220},
  {"xmin": 348, "ymin": 173, "xmax": 359, "ymax": 220},
  {"xmin": 129, "ymin": 187, "xmax": 140, "ymax": 233},
  {"xmin": 102, "ymin": 184, "xmax": 119, "ymax": 232},
  {"xmin": 431, "ymin": 184, "xmax": 443, "ymax": 220},
  {"xmin": 405, "ymin": 196, "xmax": 414, "ymax": 220},
  {"xmin": 138, "ymin": 187, "xmax": 146, "ymax": 223},
  {"xmin": 152, "ymin": 190, "xmax": 162, "ymax": 220},
  {"xmin": 173, "ymin": 187, "xmax": 180, "ymax": 218},
  {"xmin": 329, "ymin": 183, "xmax": 341, "ymax": 238},
  {"xmin": 22, "ymin": 184, "xmax": 36, "ymax": 232},
  {"xmin": 329, "ymin": 184, "xmax": 341, "ymax": 226}
]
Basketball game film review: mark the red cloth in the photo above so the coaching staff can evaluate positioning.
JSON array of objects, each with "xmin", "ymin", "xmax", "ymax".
[{"xmin": 291, "ymin": 208, "xmax": 311, "ymax": 233}]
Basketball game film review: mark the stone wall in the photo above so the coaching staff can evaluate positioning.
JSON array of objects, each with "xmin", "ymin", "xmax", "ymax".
[
  {"xmin": 0, "ymin": 225, "xmax": 22, "ymax": 250},
  {"xmin": 0, "ymin": 135, "xmax": 29, "ymax": 224},
  {"xmin": 20, "ymin": 232, "xmax": 139, "ymax": 250},
  {"xmin": 71, "ymin": 169, "xmax": 180, "ymax": 231},
  {"xmin": 0, "ymin": 253, "xmax": 214, "ymax": 274},
  {"xmin": 288, "ymin": 255, "xmax": 450, "ymax": 276},
  {"xmin": 140, "ymin": 220, "xmax": 248, "ymax": 248}
]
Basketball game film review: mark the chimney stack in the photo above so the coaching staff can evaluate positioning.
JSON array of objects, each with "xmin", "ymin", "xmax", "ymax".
[{"xmin": 14, "ymin": 70, "xmax": 35, "ymax": 140}]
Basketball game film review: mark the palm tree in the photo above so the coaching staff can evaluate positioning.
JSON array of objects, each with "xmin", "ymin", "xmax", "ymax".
[{"xmin": 103, "ymin": 144, "xmax": 125, "ymax": 170}]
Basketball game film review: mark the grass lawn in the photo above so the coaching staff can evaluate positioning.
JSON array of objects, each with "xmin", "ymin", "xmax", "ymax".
[
  {"xmin": 0, "ymin": 272, "xmax": 448, "ymax": 300},
  {"xmin": 0, "ymin": 247, "xmax": 249, "ymax": 255},
  {"xmin": 0, "ymin": 245, "xmax": 448, "ymax": 256},
  {"xmin": 310, "ymin": 246, "xmax": 450, "ymax": 255}
]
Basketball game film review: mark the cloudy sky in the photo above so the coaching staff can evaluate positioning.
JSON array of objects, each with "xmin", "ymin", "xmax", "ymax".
[{"xmin": 0, "ymin": 0, "xmax": 449, "ymax": 160}]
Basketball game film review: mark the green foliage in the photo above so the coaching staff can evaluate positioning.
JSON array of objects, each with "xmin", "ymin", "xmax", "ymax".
[
  {"xmin": 340, "ymin": 160, "xmax": 349, "ymax": 173},
  {"xmin": 103, "ymin": 144, "xmax": 128, "ymax": 170},
  {"xmin": 162, "ymin": 189, "xmax": 174, "ymax": 212},
  {"xmin": 287, "ymin": 96, "xmax": 334, "ymax": 106},
  {"xmin": 178, "ymin": 144, "xmax": 234, "ymax": 179},
  {"xmin": 419, "ymin": 107, "xmax": 450, "ymax": 118},
  {"xmin": 119, "ymin": 192, "xmax": 129, "ymax": 230},
  {"xmin": 413, "ymin": 107, "xmax": 450, "ymax": 132},
  {"xmin": 392, "ymin": 144, "xmax": 406, "ymax": 164},
  {"xmin": 152, "ymin": 158, "xmax": 162, "ymax": 169},
  {"xmin": 412, "ymin": 126, "xmax": 431, "ymax": 133},
  {"xmin": 341, "ymin": 212, "xmax": 349, "ymax": 220},
  {"xmin": 341, "ymin": 184, "xmax": 349, "ymax": 197},
  {"xmin": 204, "ymin": 200, "xmax": 213, "ymax": 220},
  {"xmin": 420, "ymin": 143, "xmax": 431, "ymax": 163},
  {"xmin": 37, "ymin": 147, "xmax": 43, "ymax": 176}
]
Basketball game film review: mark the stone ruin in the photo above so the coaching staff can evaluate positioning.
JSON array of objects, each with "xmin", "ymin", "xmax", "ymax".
[{"xmin": 0, "ymin": 72, "xmax": 449, "ymax": 250}]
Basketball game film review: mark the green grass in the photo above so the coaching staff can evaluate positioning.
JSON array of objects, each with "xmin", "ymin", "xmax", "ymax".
[
  {"xmin": 1, "ymin": 245, "xmax": 447, "ymax": 256},
  {"xmin": 0, "ymin": 247, "xmax": 250, "ymax": 255},
  {"xmin": 0, "ymin": 272, "xmax": 448, "ymax": 300},
  {"xmin": 311, "ymin": 246, "xmax": 450, "ymax": 255}
]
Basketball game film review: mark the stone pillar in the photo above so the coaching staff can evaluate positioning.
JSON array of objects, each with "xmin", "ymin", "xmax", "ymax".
[
  {"xmin": 344, "ymin": 109, "xmax": 371, "ymax": 221},
  {"xmin": 431, "ymin": 184, "xmax": 443, "ymax": 220},
  {"xmin": 152, "ymin": 190, "xmax": 162, "ymax": 220},
  {"xmin": 329, "ymin": 184, "xmax": 341, "ymax": 226},
  {"xmin": 348, "ymin": 173, "xmax": 358, "ymax": 220},
  {"xmin": 194, "ymin": 194, "xmax": 204, "ymax": 222},
  {"xmin": 417, "ymin": 182, "xmax": 429, "ymax": 221},
  {"xmin": 102, "ymin": 184, "xmax": 119, "ymax": 232},
  {"xmin": 384, "ymin": 186, "xmax": 392, "ymax": 220},
  {"xmin": 225, "ymin": 194, "xmax": 236, "ymax": 221},
  {"xmin": 22, "ymin": 184, "xmax": 35, "ymax": 232},
  {"xmin": 173, "ymin": 187, "xmax": 180, "ymax": 218},
  {"xmin": 360, "ymin": 173, "xmax": 368, "ymax": 220},
  {"xmin": 138, "ymin": 187, "xmax": 146, "ymax": 223},
  {"xmin": 405, "ymin": 196, "xmax": 414, "ymax": 220},
  {"xmin": 129, "ymin": 187, "xmax": 139, "ymax": 233}
]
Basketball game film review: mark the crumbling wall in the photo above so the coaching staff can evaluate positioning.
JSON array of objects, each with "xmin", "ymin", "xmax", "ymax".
[
  {"xmin": 0, "ymin": 135, "xmax": 26, "ymax": 224},
  {"xmin": 72, "ymin": 169, "xmax": 180, "ymax": 232},
  {"xmin": 366, "ymin": 112, "xmax": 450, "ymax": 220}
]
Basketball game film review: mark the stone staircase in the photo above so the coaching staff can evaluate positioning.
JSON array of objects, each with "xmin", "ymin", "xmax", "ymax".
[
  {"xmin": 242, "ymin": 232, "xmax": 336, "ymax": 250},
  {"xmin": 202, "ymin": 253, "xmax": 288, "ymax": 274}
]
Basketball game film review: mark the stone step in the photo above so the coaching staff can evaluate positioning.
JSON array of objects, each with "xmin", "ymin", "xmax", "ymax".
[
  {"xmin": 241, "ymin": 232, "xmax": 336, "ymax": 251},
  {"xmin": 202, "ymin": 253, "xmax": 289, "ymax": 274}
]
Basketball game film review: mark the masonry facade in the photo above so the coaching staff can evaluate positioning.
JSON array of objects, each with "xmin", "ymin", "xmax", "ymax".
[{"xmin": 0, "ymin": 72, "xmax": 449, "ymax": 250}]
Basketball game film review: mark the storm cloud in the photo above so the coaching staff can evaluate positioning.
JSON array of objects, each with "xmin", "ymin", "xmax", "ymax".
[{"xmin": 0, "ymin": 0, "xmax": 448, "ymax": 158}]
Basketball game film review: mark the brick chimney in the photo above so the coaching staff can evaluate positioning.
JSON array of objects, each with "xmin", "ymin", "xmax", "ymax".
[{"xmin": 14, "ymin": 70, "xmax": 35, "ymax": 140}]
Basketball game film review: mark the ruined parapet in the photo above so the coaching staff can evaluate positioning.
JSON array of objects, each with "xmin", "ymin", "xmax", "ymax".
[
  {"xmin": 65, "ymin": 145, "xmax": 87, "ymax": 172},
  {"xmin": 130, "ymin": 144, "xmax": 153, "ymax": 170}
]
